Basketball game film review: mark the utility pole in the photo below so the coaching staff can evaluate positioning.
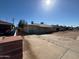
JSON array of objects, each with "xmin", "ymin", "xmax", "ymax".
[
  {"xmin": 12, "ymin": 17, "xmax": 15, "ymax": 30},
  {"xmin": 12, "ymin": 17, "xmax": 15, "ymax": 25}
]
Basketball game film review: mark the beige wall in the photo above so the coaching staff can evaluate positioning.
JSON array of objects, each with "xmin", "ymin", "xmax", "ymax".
[{"xmin": 24, "ymin": 25, "xmax": 54, "ymax": 34}]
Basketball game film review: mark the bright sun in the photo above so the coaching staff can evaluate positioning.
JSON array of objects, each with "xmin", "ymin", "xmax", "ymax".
[
  {"xmin": 46, "ymin": 0, "xmax": 51, "ymax": 6},
  {"xmin": 41, "ymin": 0, "xmax": 56, "ymax": 11}
]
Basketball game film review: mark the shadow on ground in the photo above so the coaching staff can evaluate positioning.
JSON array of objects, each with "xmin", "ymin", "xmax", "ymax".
[{"xmin": 22, "ymin": 36, "xmax": 37, "ymax": 59}]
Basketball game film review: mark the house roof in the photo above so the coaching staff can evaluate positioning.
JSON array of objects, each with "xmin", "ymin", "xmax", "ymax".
[
  {"xmin": 29, "ymin": 24, "xmax": 52, "ymax": 28},
  {"xmin": 0, "ymin": 20, "xmax": 13, "ymax": 26}
]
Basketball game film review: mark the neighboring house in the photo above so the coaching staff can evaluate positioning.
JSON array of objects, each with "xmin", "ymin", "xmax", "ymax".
[
  {"xmin": 0, "ymin": 20, "xmax": 14, "ymax": 36},
  {"xmin": 23, "ymin": 24, "xmax": 54, "ymax": 34}
]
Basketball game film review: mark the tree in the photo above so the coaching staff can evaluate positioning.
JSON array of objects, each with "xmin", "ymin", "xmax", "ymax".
[
  {"xmin": 40, "ymin": 22, "xmax": 44, "ymax": 24},
  {"xmin": 18, "ymin": 20, "xmax": 27, "ymax": 28},
  {"xmin": 31, "ymin": 21, "xmax": 34, "ymax": 24},
  {"xmin": 18, "ymin": 20, "xmax": 27, "ymax": 35}
]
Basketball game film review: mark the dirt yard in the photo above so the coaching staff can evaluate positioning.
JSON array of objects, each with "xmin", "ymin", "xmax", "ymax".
[
  {"xmin": 0, "ymin": 31, "xmax": 79, "ymax": 59},
  {"xmin": 23, "ymin": 31, "xmax": 79, "ymax": 59}
]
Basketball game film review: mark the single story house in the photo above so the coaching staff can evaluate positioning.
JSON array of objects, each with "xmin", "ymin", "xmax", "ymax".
[{"xmin": 23, "ymin": 24, "xmax": 54, "ymax": 34}]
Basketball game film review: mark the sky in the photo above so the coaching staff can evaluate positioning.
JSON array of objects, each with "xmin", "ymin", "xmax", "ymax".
[{"xmin": 0, "ymin": 0, "xmax": 79, "ymax": 26}]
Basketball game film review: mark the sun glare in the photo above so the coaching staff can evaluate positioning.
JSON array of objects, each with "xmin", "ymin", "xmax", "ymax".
[
  {"xmin": 41, "ymin": 0, "xmax": 56, "ymax": 11},
  {"xmin": 46, "ymin": 0, "xmax": 51, "ymax": 6}
]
